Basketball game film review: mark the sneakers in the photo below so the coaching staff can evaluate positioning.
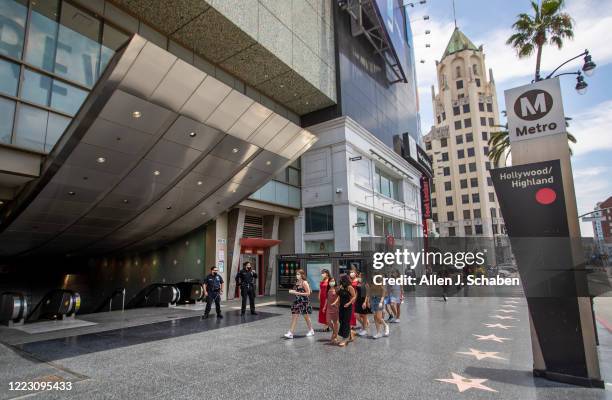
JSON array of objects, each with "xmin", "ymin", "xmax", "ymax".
[
  {"xmin": 384, "ymin": 323, "xmax": 390, "ymax": 336},
  {"xmin": 251, "ymin": 311, "xmax": 258, "ymax": 315},
  {"xmin": 202, "ymin": 314, "xmax": 209, "ymax": 319},
  {"xmin": 217, "ymin": 314, "xmax": 223, "ymax": 319},
  {"xmin": 373, "ymin": 332, "xmax": 383, "ymax": 339},
  {"xmin": 357, "ymin": 329, "xmax": 368, "ymax": 336},
  {"xmin": 392, "ymin": 318, "xmax": 400, "ymax": 323},
  {"xmin": 284, "ymin": 331, "xmax": 294, "ymax": 339},
  {"xmin": 306, "ymin": 329, "xmax": 315, "ymax": 337}
]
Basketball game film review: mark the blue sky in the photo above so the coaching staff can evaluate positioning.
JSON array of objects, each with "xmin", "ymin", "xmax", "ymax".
[{"xmin": 410, "ymin": 0, "xmax": 612, "ymax": 236}]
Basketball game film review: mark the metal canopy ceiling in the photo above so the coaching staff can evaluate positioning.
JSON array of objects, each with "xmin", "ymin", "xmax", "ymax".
[{"xmin": 0, "ymin": 35, "xmax": 316, "ymax": 259}]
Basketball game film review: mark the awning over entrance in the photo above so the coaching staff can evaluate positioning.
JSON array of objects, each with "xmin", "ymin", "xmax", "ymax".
[
  {"xmin": 0, "ymin": 35, "xmax": 316, "ymax": 259},
  {"xmin": 239, "ymin": 238, "xmax": 281, "ymax": 249}
]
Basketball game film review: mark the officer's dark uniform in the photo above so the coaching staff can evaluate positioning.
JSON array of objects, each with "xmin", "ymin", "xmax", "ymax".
[
  {"xmin": 235, "ymin": 268, "xmax": 257, "ymax": 314},
  {"xmin": 204, "ymin": 273, "xmax": 224, "ymax": 318}
]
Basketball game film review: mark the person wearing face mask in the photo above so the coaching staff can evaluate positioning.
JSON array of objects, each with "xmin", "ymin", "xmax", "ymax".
[
  {"xmin": 318, "ymin": 269, "xmax": 331, "ymax": 331},
  {"xmin": 235, "ymin": 261, "xmax": 258, "ymax": 316},
  {"xmin": 203, "ymin": 266, "xmax": 224, "ymax": 319},
  {"xmin": 323, "ymin": 277, "xmax": 340, "ymax": 343},
  {"xmin": 284, "ymin": 269, "xmax": 314, "ymax": 339},
  {"xmin": 348, "ymin": 266, "xmax": 359, "ymax": 328},
  {"xmin": 337, "ymin": 275, "xmax": 357, "ymax": 347},
  {"xmin": 353, "ymin": 272, "xmax": 371, "ymax": 336}
]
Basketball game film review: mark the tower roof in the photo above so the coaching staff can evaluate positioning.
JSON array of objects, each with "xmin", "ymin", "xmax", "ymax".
[{"xmin": 442, "ymin": 27, "xmax": 479, "ymax": 59}]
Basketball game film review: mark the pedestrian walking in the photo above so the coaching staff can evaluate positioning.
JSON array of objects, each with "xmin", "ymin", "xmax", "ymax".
[{"xmin": 284, "ymin": 269, "xmax": 314, "ymax": 339}]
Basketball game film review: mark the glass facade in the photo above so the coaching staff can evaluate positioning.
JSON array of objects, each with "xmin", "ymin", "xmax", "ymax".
[{"xmin": 0, "ymin": 0, "xmax": 128, "ymax": 152}]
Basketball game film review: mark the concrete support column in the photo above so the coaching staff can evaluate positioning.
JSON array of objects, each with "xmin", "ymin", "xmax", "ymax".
[{"xmin": 227, "ymin": 208, "xmax": 246, "ymax": 299}]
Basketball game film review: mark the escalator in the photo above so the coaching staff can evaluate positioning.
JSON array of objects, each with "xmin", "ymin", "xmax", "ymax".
[{"xmin": 126, "ymin": 284, "xmax": 180, "ymax": 308}]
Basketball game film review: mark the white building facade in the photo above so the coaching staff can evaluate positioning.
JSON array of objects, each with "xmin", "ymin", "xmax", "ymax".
[{"xmin": 295, "ymin": 117, "xmax": 422, "ymax": 253}]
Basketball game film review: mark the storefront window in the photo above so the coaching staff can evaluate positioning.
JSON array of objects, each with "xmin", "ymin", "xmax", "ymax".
[
  {"xmin": 375, "ymin": 167, "xmax": 401, "ymax": 201},
  {"xmin": 404, "ymin": 223, "xmax": 414, "ymax": 240},
  {"xmin": 45, "ymin": 112, "xmax": 69, "ymax": 152},
  {"xmin": 305, "ymin": 205, "xmax": 333, "ymax": 233},
  {"xmin": 0, "ymin": 58, "xmax": 20, "ymax": 96},
  {"xmin": 356, "ymin": 209, "xmax": 369, "ymax": 235},
  {"xmin": 50, "ymin": 79, "xmax": 87, "ymax": 115},
  {"xmin": 0, "ymin": 97, "xmax": 15, "ymax": 144},
  {"xmin": 14, "ymin": 104, "xmax": 47, "ymax": 151},
  {"xmin": 0, "ymin": 0, "xmax": 27, "ymax": 59},
  {"xmin": 25, "ymin": 1, "xmax": 60, "ymax": 73},
  {"xmin": 304, "ymin": 240, "xmax": 334, "ymax": 253},
  {"xmin": 21, "ymin": 68, "xmax": 53, "ymax": 107},
  {"xmin": 56, "ymin": 2, "xmax": 101, "ymax": 87},
  {"xmin": 374, "ymin": 214, "xmax": 383, "ymax": 236}
]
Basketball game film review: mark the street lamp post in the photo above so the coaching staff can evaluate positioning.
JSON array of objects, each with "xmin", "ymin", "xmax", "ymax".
[{"xmin": 536, "ymin": 49, "xmax": 597, "ymax": 94}]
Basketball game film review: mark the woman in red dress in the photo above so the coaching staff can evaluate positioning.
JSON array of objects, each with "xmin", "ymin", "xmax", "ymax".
[{"xmin": 318, "ymin": 269, "xmax": 331, "ymax": 331}]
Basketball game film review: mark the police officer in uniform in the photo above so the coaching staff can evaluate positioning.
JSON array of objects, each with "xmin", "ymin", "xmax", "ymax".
[
  {"xmin": 203, "ymin": 266, "xmax": 224, "ymax": 319},
  {"xmin": 236, "ymin": 261, "xmax": 258, "ymax": 315}
]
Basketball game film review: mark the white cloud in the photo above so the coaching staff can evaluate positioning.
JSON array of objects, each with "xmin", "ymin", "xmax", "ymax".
[
  {"xmin": 569, "ymin": 100, "xmax": 612, "ymax": 156},
  {"xmin": 472, "ymin": 0, "xmax": 612, "ymax": 84},
  {"xmin": 413, "ymin": 0, "xmax": 612, "ymax": 129}
]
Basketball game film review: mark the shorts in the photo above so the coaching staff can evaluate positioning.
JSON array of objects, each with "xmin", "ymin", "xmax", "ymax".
[
  {"xmin": 371, "ymin": 296, "xmax": 383, "ymax": 312},
  {"xmin": 384, "ymin": 295, "xmax": 400, "ymax": 305}
]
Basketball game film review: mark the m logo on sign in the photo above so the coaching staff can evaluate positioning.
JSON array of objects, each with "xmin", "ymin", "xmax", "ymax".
[{"xmin": 514, "ymin": 89, "xmax": 553, "ymax": 121}]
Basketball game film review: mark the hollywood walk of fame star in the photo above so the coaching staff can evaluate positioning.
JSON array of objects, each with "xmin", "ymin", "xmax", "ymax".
[
  {"xmin": 491, "ymin": 315, "xmax": 518, "ymax": 320},
  {"xmin": 484, "ymin": 323, "xmax": 514, "ymax": 329},
  {"xmin": 457, "ymin": 348, "xmax": 507, "ymax": 360},
  {"xmin": 496, "ymin": 309, "xmax": 517, "ymax": 313},
  {"xmin": 435, "ymin": 373, "xmax": 497, "ymax": 393},
  {"xmin": 473, "ymin": 334, "xmax": 511, "ymax": 343}
]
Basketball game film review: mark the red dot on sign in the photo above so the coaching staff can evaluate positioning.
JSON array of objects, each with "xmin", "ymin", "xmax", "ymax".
[{"xmin": 535, "ymin": 188, "xmax": 556, "ymax": 205}]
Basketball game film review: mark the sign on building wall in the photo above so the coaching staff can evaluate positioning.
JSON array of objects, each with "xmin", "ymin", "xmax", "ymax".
[{"xmin": 504, "ymin": 77, "xmax": 566, "ymax": 143}]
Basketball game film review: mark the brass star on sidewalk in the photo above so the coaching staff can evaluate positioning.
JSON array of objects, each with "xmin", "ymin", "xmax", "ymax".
[
  {"xmin": 491, "ymin": 315, "xmax": 518, "ymax": 320},
  {"xmin": 457, "ymin": 348, "xmax": 507, "ymax": 360},
  {"xmin": 484, "ymin": 323, "xmax": 514, "ymax": 329},
  {"xmin": 496, "ymin": 309, "xmax": 517, "ymax": 313},
  {"xmin": 473, "ymin": 334, "xmax": 511, "ymax": 343},
  {"xmin": 435, "ymin": 373, "xmax": 497, "ymax": 393}
]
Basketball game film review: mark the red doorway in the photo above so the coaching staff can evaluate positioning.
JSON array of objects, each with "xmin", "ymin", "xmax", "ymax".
[{"xmin": 236, "ymin": 238, "xmax": 281, "ymax": 297}]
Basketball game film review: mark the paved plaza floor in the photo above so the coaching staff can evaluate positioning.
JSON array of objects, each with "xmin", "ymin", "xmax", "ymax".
[{"xmin": 1, "ymin": 295, "xmax": 612, "ymax": 399}]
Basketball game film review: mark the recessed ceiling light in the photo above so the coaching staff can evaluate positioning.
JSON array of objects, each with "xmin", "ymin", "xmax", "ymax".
[
  {"xmin": 197, "ymin": 181, "xmax": 203, "ymax": 186},
  {"xmin": 132, "ymin": 111, "xmax": 142, "ymax": 118},
  {"xmin": 153, "ymin": 170, "xmax": 160, "ymax": 176},
  {"xmin": 280, "ymin": 84, "xmax": 284, "ymax": 88},
  {"xmin": 265, "ymin": 160, "xmax": 272, "ymax": 165},
  {"xmin": 96, "ymin": 157, "xmax": 106, "ymax": 163},
  {"xmin": 189, "ymin": 132, "xmax": 196, "ymax": 137},
  {"xmin": 123, "ymin": 199, "xmax": 129, "ymax": 204},
  {"xmin": 68, "ymin": 191, "xmax": 76, "ymax": 196},
  {"xmin": 232, "ymin": 148, "xmax": 239, "ymax": 153},
  {"xmin": 0, "ymin": 201, "xmax": 4, "ymax": 205},
  {"xmin": 201, "ymin": 212, "xmax": 206, "ymax": 215}
]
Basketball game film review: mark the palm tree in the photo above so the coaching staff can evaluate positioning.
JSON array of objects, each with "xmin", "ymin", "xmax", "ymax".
[
  {"xmin": 506, "ymin": 0, "xmax": 574, "ymax": 81},
  {"xmin": 487, "ymin": 117, "xmax": 576, "ymax": 165}
]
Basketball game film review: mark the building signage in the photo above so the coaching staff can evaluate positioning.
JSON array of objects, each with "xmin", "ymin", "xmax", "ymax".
[
  {"xmin": 403, "ymin": 133, "xmax": 433, "ymax": 177},
  {"xmin": 490, "ymin": 159, "xmax": 568, "ymax": 237},
  {"xmin": 504, "ymin": 77, "xmax": 566, "ymax": 143}
]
